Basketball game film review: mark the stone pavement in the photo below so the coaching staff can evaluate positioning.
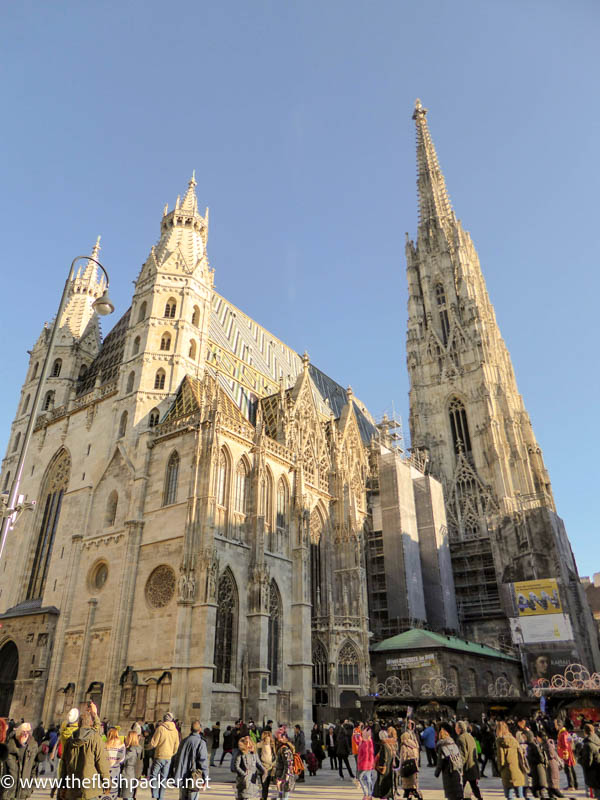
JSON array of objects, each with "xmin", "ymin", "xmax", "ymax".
[{"xmin": 30, "ymin": 762, "xmax": 589, "ymax": 800}]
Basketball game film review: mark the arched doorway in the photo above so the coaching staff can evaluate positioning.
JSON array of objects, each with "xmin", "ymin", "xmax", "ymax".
[{"xmin": 0, "ymin": 641, "xmax": 18, "ymax": 716}]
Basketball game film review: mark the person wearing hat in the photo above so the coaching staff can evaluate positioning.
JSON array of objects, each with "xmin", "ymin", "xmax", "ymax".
[
  {"xmin": 150, "ymin": 713, "xmax": 180, "ymax": 800},
  {"xmin": 1, "ymin": 723, "xmax": 46, "ymax": 800}
]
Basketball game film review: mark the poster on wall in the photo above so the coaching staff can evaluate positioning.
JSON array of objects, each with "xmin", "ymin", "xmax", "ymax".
[
  {"xmin": 514, "ymin": 579, "xmax": 562, "ymax": 616},
  {"xmin": 510, "ymin": 614, "xmax": 574, "ymax": 644},
  {"xmin": 525, "ymin": 649, "xmax": 575, "ymax": 687},
  {"xmin": 386, "ymin": 653, "xmax": 436, "ymax": 671}
]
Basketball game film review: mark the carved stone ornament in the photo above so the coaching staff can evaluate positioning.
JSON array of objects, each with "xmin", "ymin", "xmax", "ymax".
[{"xmin": 145, "ymin": 565, "xmax": 176, "ymax": 608}]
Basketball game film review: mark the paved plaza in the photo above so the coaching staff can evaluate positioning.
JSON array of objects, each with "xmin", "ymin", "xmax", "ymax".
[{"xmin": 30, "ymin": 761, "xmax": 588, "ymax": 800}]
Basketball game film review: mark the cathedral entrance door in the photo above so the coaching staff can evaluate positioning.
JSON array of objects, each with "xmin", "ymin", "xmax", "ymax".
[{"xmin": 0, "ymin": 640, "xmax": 18, "ymax": 716}]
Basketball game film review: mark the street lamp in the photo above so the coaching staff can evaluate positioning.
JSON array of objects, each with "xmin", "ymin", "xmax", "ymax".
[{"xmin": 0, "ymin": 255, "xmax": 114, "ymax": 562}]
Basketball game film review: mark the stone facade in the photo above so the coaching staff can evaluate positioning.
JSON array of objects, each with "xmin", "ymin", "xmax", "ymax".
[
  {"xmin": 404, "ymin": 99, "xmax": 599, "ymax": 670},
  {"xmin": 0, "ymin": 176, "xmax": 449, "ymax": 729}
]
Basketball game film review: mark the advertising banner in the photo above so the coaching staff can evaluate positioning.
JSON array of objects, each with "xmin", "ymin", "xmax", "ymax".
[
  {"xmin": 510, "ymin": 614, "xmax": 574, "ymax": 644},
  {"xmin": 525, "ymin": 649, "xmax": 575, "ymax": 687},
  {"xmin": 386, "ymin": 653, "xmax": 436, "ymax": 671},
  {"xmin": 514, "ymin": 579, "xmax": 562, "ymax": 616}
]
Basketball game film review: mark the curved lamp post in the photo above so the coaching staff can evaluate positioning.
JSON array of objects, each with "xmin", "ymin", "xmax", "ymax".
[{"xmin": 0, "ymin": 255, "xmax": 114, "ymax": 562}]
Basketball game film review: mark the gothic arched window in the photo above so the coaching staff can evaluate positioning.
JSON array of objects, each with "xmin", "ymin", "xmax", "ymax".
[
  {"xmin": 138, "ymin": 302, "xmax": 147, "ymax": 323},
  {"xmin": 43, "ymin": 391, "xmax": 54, "ymax": 411},
  {"xmin": 213, "ymin": 571, "xmax": 237, "ymax": 684},
  {"xmin": 234, "ymin": 461, "xmax": 248, "ymax": 514},
  {"xmin": 312, "ymin": 640, "xmax": 328, "ymax": 687},
  {"xmin": 106, "ymin": 490, "xmax": 118, "ymax": 527},
  {"xmin": 160, "ymin": 332, "xmax": 171, "ymax": 352},
  {"xmin": 261, "ymin": 469, "xmax": 273, "ymax": 546},
  {"xmin": 164, "ymin": 298, "xmax": 177, "ymax": 318},
  {"xmin": 154, "ymin": 370, "xmax": 166, "ymax": 390},
  {"xmin": 337, "ymin": 641, "xmax": 359, "ymax": 686},
  {"xmin": 267, "ymin": 580, "xmax": 282, "ymax": 685},
  {"xmin": 118, "ymin": 411, "xmax": 128, "ymax": 438},
  {"xmin": 448, "ymin": 397, "xmax": 472, "ymax": 457},
  {"xmin": 275, "ymin": 478, "xmax": 289, "ymax": 552},
  {"xmin": 3, "ymin": 471, "xmax": 11, "ymax": 492},
  {"xmin": 434, "ymin": 283, "xmax": 450, "ymax": 345},
  {"xmin": 163, "ymin": 451, "xmax": 179, "ymax": 506},
  {"xmin": 12, "ymin": 432, "xmax": 21, "ymax": 453},
  {"xmin": 132, "ymin": 336, "xmax": 140, "ymax": 356},
  {"xmin": 126, "ymin": 371, "xmax": 135, "ymax": 394},
  {"xmin": 188, "ymin": 340, "xmax": 197, "ymax": 360},
  {"xmin": 216, "ymin": 449, "xmax": 229, "ymax": 508},
  {"xmin": 51, "ymin": 359, "xmax": 62, "ymax": 378},
  {"xmin": 310, "ymin": 512, "xmax": 324, "ymax": 618},
  {"xmin": 149, "ymin": 408, "xmax": 160, "ymax": 428},
  {"xmin": 191, "ymin": 306, "xmax": 200, "ymax": 326},
  {"xmin": 26, "ymin": 449, "xmax": 71, "ymax": 600},
  {"xmin": 32, "ymin": 362, "xmax": 39, "ymax": 380},
  {"xmin": 22, "ymin": 394, "xmax": 30, "ymax": 414}
]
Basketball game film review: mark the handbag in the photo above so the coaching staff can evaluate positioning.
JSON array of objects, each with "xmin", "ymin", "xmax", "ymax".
[{"xmin": 401, "ymin": 758, "xmax": 418, "ymax": 777}]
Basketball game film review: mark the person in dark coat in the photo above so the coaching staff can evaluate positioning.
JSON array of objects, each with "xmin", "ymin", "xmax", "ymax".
[
  {"xmin": 435, "ymin": 726, "xmax": 464, "ymax": 800},
  {"xmin": 456, "ymin": 722, "xmax": 481, "ymax": 800},
  {"xmin": 1, "ymin": 724, "xmax": 46, "ymax": 800},
  {"xmin": 293, "ymin": 726, "xmax": 306, "ymax": 783},
  {"xmin": 233, "ymin": 736, "xmax": 264, "ymax": 799},
  {"xmin": 121, "ymin": 731, "xmax": 144, "ymax": 800},
  {"xmin": 209, "ymin": 722, "xmax": 220, "ymax": 768},
  {"xmin": 310, "ymin": 723, "xmax": 324, "ymax": 768},
  {"xmin": 525, "ymin": 730, "xmax": 549, "ymax": 798},
  {"xmin": 325, "ymin": 726, "xmax": 337, "ymax": 770},
  {"xmin": 373, "ymin": 730, "xmax": 398, "ymax": 799},
  {"xmin": 335, "ymin": 723, "xmax": 355, "ymax": 779},
  {"xmin": 579, "ymin": 724, "xmax": 600, "ymax": 797},
  {"xmin": 173, "ymin": 721, "xmax": 209, "ymax": 797}
]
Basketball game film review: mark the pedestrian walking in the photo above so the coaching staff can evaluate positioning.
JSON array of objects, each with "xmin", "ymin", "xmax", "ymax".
[
  {"xmin": 556, "ymin": 720, "xmax": 578, "ymax": 791},
  {"xmin": 234, "ymin": 736, "xmax": 265, "ymax": 799},
  {"xmin": 173, "ymin": 720, "xmax": 209, "ymax": 800},
  {"xmin": 255, "ymin": 731, "xmax": 276, "ymax": 800},
  {"xmin": 60, "ymin": 708, "xmax": 110, "ymax": 800},
  {"xmin": 121, "ymin": 731, "xmax": 143, "ymax": 800},
  {"xmin": 579, "ymin": 723, "xmax": 600, "ymax": 799},
  {"xmin": 421, "ymin": 722, "xmax": 437, "ymax": 767},
  {"xmin": 456, "ymin": 721, "xmax": 482, "ymax": 800},
  {"xmin": 149, "ymin": 712, "xmax": 180, "ymax": 800},
  {"xmin": 274, "ymin": 733, "xmax": 295, "ymax": 800},
  {"xmin": 0, "ymin": 723, "xmax": 46, "ymax": 800},
  {"xmin": 496, "ymin": 720, "xmax": 526, "ymax": 800},
  {"xmin": 209, "ymin": 722, "xmax": 220, "ymax": 768},
  {"xmin": 400, "ymin": 729, "xmax": 422, "ymax": 800},
  {"xmin": 372, "ymin": 730, "xmax": 397, "ymax": 799},
  {"xmin": 541, "ymin": 733, "xmax": 564, "ymax": 799},
  {"xmin": 357, "ymin": 728, "xmax": 376, "ymax": 800}
]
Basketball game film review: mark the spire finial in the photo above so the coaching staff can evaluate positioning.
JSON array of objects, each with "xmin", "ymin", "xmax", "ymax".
[
  {"xmin": 346, "ymin": 386, "xmax": 353, "ymax": 402},
  {"xmin": 413, "ymin": 100, "xmax": 455, "ymax": 233},
  {"xmin": 163, "ymin": 203, "xmax": 169, "ymax": 217},
  {"xmin": 180, "ymin": 172, "xmax": 198, "ymax": 214},
  {"xmin": 91, "ymin": 235, "xmax": 101, "ymax": 259},
  {"xmin": 302, "ymin": 351, "xmax": 310, "ymax": 372}
]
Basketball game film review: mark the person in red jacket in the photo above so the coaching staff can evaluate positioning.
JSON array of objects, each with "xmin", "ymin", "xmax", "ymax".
[
  {"xmin": 357, "ymin": 728, "xmax": 376, "ymax": 800},
  {"xmin": 556, "ymin": 719, "xmax": 578, "ymax": 791}
]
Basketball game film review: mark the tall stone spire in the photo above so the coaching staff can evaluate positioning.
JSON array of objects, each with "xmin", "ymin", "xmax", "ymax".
[
  {"xmin": 413, "ymin": 99, "xmax": 455, "ymax": 238},
  {"xmin": 404, "ymin": 101, "xmax": 600, "ymax": 673}
]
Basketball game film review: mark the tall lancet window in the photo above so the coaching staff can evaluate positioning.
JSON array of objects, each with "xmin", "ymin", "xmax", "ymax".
[
  {"xmin": 213, "ymin": 570, "xmax": 237, "ymax": 684},
  {"xmin": 310, "ymin": 511, "xmax": 324, "ymax": 618},
  {"xmin": 26, "ymin": 449, "xmax": 71, "ymax": 601},
  {"xmin": 163, "ymin": 451, "xmax": 179, "ymax": 506},
  {"xmin": 448, "ymin": 397, "xmax": 472, "ymax": 459},
  {"xmin": 434, "ymin": 283, "xmax": 450, "ymax": 345},
  {"xmin": 267, "ymin": 580, "xmax": 282, "ymax": 685},
  {"xmin": 337, "ymin": 641, "xmax": 360, "ymax": 685}
]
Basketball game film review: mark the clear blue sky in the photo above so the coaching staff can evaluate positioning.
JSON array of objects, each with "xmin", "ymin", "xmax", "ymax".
[{"xmin": 1, "ymin": 1, "xmax": 599, "ymax": 570}]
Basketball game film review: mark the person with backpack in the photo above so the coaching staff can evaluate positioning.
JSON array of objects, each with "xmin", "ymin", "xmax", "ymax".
[
  {"xmin": 173, "ymin": 721, "xmax": 209, "ymax": 799},
  {"xmin": 435, "ymin": 724, "xmax": 464, "ymax": 800},
  {"xmin": 274, "ymin": 733, "xmax": 296, "ymax": 800},
  {"xmin": 456, "ymin": 721, "xmax": 482, "ymax": 800},
  {"xmin": 579, "ymin": 723, "xmax": 600, "ymax": 799}
]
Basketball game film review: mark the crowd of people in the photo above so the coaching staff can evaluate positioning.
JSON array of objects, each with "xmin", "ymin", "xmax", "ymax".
[{"xmin": 1, "ymin": 709, "xmax": 599, "ymax": 800}]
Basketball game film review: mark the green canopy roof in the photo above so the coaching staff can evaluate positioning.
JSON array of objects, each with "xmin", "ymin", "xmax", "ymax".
[{"xmin": 370, "ymin": 628, "xmax": 517, "ymax": 661}]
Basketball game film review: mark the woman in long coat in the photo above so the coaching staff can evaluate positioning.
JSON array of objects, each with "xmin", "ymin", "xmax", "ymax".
[
  {"xmin": 435, "ymin": 726, "xmax": 463, "ymax": 800},
  {"xmin": 255, "ymin": 731, "xmax": 276, "ymax": 800},
  {"xmin": 495, "ymin": 721, "xmax": 526, "ymax": 799},
  {"xmin": 541, "ymin": 734, "xmax": 564, "ymax": 799},
  {"xmin": 121, "ymin": 731, "xmax": 143, "ymax": 800},
  {"xmin": 373, "ymin": 731, "xmax": 398, "ymax": 799},
  {"xmin": 1, "ymin": 724, "xmax": 46, "ymax": 800},
  {"xmin": 234, "ymin": 736, "xmax": 265, "ymax": 799},
  {"xmin": 399, "ymin": 730, "xmax": 421, "ymax": 799},
  {"xmin": 310, "ymin": 723, "xmax": 324, "ymax": 768},
  {"xmin": 579, "ymin": 724, "xmax": 600, "ymax": 797}
]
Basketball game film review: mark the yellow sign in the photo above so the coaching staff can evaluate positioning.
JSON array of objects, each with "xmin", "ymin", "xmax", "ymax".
[{"xmin": 514, "ymin": 579, "xmax": 562, "ymax": 616}]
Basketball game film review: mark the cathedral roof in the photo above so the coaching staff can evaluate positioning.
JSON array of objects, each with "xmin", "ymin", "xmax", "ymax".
[
  {"xmin": 76, "ymin": 308, "xmax": 131, "ymax": 396},
  {"xmin": 371, "ymin": 628, "xmax": 517, "ymax": 661}
]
